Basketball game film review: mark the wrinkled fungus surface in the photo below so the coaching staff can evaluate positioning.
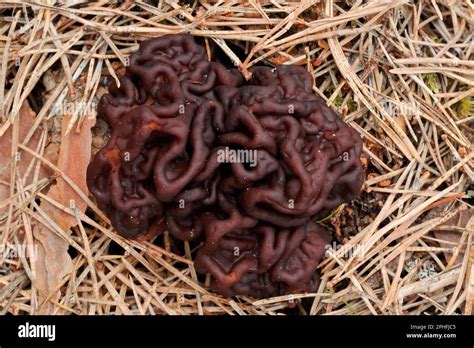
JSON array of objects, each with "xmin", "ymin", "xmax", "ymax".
[{"xmin": 87, "ymin": 34, "xmax": 364, "ymax": 298}]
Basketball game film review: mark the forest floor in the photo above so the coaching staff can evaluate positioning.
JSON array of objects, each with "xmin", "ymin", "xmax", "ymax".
[{"xmin": 0, "ymin": 0, "xmax": 473, "ymax": 315}]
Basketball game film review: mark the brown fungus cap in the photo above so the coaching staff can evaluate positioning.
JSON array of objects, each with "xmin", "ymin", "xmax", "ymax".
[{"xmin": 87, "ymin": 34, "xmax": 364, "ymax": 298}]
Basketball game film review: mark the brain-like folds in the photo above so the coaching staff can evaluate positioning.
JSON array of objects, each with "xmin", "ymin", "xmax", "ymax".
[{"xmin": 87, "ymin": 34, "xmax": 363, "ymax": 298}]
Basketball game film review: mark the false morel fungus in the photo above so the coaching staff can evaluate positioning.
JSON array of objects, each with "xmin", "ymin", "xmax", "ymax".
[{"xmin": 87, "ymin": 34, "xmax": 364, "ymax": 298}]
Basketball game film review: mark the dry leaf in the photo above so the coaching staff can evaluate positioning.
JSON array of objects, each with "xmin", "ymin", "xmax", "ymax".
[
  {"xmin": 33, "ymin": 114, "xmax": 95, "ymax": 314},
  {"xmin": 432, "ymin": 208, "xmax": 472, "ymax": 264},
  {"xmin": 0, "ymin": 101, "xmax": 50, "ymax": 218}
]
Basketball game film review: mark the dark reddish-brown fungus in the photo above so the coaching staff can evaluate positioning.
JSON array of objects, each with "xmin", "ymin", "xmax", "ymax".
[{"xmin": 87, "ymin": 34, "xmax": 364, "ymax": 298}]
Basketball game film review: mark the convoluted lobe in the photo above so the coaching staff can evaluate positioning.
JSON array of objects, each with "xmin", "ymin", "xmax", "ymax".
[
  {"xmin": 194, "ymin": 208, "xmax": 331, "ymax": 297},
  {"xmin": 87, "ymin": 34, "xmax": 364, "ymax": 298}
]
